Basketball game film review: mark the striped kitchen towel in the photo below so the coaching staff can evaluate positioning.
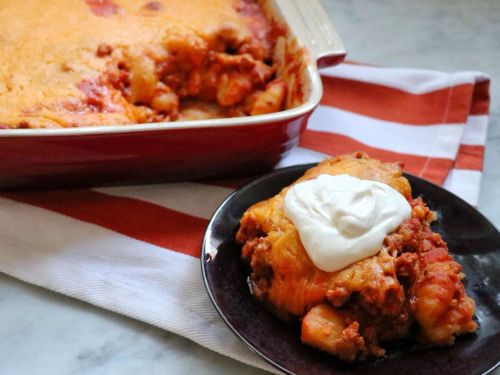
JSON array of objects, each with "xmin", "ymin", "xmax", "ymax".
[{"xmin": 0, "ymin": 63, "xmax": 490, "ymax": 373}]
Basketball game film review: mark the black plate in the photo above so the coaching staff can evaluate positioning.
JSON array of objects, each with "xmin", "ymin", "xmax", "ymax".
[{"xmin": 201, "ymin": 164, "xmax": 500, "ymax": 375}]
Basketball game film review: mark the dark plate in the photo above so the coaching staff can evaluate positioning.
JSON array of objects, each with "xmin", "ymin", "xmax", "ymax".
[{"xmin": 201, "ymin": 164, "xmax": 500, "ymax": 375}]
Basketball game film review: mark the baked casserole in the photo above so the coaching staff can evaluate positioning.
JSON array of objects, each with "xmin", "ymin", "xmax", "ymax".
[
  {"xmin": 0, "ymin": 0, "xmax": 291, "ymax": 129},
  {"xmin": 236, "ymin": 153, "xmax": 477, "ymax": 362}
]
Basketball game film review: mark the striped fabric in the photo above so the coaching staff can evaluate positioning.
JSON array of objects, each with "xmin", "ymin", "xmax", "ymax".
[
  {"xmin": 0, "ymin": 64, "xmax": 490, "ymax": 373},
  {"xmin": 280, "ymin": 64, "xmax": 490, "ymax": 205}
]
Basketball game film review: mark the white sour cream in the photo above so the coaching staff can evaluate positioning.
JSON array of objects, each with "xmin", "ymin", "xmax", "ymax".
[{"xmin": 283, "ymin": 174, "xmax": 411, "ymax": 272}]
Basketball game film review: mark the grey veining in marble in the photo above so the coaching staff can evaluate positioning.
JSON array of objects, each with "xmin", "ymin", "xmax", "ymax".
[
  {"xmin": 1, "ymin": 1, "xmax": 499, "ymax": 374},
  {"xmin": 0, "ymin": 275, "xmax": 262, "ymax": 375}
]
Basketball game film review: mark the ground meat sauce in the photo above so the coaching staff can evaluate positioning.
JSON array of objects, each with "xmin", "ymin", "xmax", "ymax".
[
  {"xmin": 79, "ymin": 0, "xmax": 287, "ymax": 124},
  {"xmin": 85, "ymin": 0, "xmax": 120, "ymax": 17}
]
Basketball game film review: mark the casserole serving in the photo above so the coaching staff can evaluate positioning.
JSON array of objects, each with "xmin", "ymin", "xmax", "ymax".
[
  {"xmin": 201, "ymin": 162, "xmax": 500, "ymax": 374},
  {"xmin": 236, "ymin": 153, "xmax": 477, "ymax": 361},
  {"xmin": 0, "ymin": 0, "xmax": 345, "ymax": 189}
]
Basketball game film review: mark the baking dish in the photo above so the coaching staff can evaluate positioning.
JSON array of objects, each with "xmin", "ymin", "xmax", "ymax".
[{"xmin": 0, "ymin": 0, "xmax": 345, "ymax": 189}]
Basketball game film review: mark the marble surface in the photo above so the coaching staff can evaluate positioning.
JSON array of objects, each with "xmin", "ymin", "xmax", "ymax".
[{"xmin": 0, "ymin": 1, "xmax": 499, "ymax": 374}]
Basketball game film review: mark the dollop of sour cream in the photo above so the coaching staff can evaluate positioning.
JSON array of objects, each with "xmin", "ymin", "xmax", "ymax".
[{"xmin": 284, "ymin": 174, "xmax": 411, "ymax": 272}]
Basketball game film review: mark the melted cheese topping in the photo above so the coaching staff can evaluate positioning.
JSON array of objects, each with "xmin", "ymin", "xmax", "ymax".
[{"xmin": 0, "ymin": 0, "xmax": 264, "ymax": 128}]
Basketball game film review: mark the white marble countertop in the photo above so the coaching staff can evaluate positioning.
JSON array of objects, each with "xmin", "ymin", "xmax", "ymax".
[{"xmin": 1, "ymin": 1, "xmax": 499, "ymax": 374}]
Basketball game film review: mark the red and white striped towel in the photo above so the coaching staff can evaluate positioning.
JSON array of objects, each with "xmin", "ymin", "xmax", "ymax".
[{"xmin": 0, "ymin": 63, "xmax": 490, "ymax": 373}]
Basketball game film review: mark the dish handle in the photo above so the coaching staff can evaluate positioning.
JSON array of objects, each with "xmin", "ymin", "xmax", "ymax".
[{"xmin": 275, "ymin": 0, "xmax": 347, "ymax": 68}]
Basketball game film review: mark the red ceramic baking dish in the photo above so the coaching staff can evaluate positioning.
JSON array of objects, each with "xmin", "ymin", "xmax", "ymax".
[{"xmin": 0, "ymin": 0, "xmax": 345, "ymax": 190}]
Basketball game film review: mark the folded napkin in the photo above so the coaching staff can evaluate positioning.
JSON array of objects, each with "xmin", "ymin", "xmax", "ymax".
[{"xmin": 0, "ymin": 63, "xmax": 490, "ymax": 373}]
